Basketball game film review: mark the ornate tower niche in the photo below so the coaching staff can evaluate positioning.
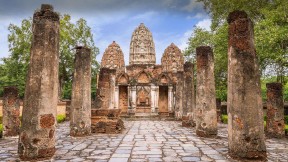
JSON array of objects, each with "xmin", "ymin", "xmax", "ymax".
[
  {"xmin": 101, "ymin": 41, "xmax": 125, "ymax": 70},
  {"xmin": 161, "ymin": 43, "xmax": 184, "ymax": 73},
  {"xmin": 129, "ymin": 23, "xmax": 156, "ymax": 65}
]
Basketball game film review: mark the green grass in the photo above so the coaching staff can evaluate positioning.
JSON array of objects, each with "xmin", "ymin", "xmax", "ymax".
[
  {"xmin": 56, "ymin": 114, "xmax": 66, "ymax": 123},
  {"xmin": 0, "ymin": 124, "xmax": 2, "ymax": 132},
  {"xmin": 221, "ymin": 115, "xmax": 228, "ymax": 124}
]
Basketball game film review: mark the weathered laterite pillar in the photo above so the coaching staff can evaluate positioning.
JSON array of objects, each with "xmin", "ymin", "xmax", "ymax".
[
  {"xmin": 195, "ymin": 46, "xmax": 217, "ymax": 137},
  {"xmin": 227, "ymin": 10, "xmax": 266, "ymax": 159},
  {"xmin": 3, "ymin": 86, "xmax": 20, "ymax": 137},
  {"xmin": 175, "ymin": 72, "xmax": 184, "ymax": 119},
  {"xmin": 94, "ymin": 68, "xmax": 116, "ymax": 109},
  {"xmin": 18, "ymin": 4, "xmax": 59, "ymax": 160},
  {"xmin": 65, "ymin": 100, "xmax": 71, "ymax": 121},
  {"xmin": 266, "ymin": 83, "xmax": 284, "ymax": 138},
  {"xmin": 216, "ymin": 98, "xmax": 222, "ymax": 123},
  {"xmin": 70, "ymin": 46, "xmax": 92, "ymax": 137},
  {"xmin": 183, "ymin": 62, "xmax": 194, "ymax": 115}
]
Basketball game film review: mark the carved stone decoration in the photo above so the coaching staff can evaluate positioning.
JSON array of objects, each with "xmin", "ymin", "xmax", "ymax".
[
  {"xmin": 101, "ymin": 41, "xmax": 125, "ymax": 70},
  {"xmin": 161, "ymin": 43, "xmax": 184, "ymax": 73},
  {"xmin": 137, "ymin": 71, "xmax": 150, "ymax": 84},
  {"xmin": 136, "ymin": 86, "xmax": 151, "ymax": 107},
  {"xmin": 117, "ymin": 73, "xmax": 129, "ymax": 85},
  {"xmin": 129, "ymin": 23, "xmax": 156, "ymax": 65}
]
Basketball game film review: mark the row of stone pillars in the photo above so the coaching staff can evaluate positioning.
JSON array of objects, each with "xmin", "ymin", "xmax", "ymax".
[
  {"xmin": 192, "ymin": 10, "xmax": 285, "ymax": 160},
  {"xmin": 1, "ymin": 5, "xmax": 286, "ymax": 161}
]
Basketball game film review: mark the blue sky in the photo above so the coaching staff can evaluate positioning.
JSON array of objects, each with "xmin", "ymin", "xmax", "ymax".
[{"xmin": 0, "ymin": 0, "xmax": 211, "ymax": 64}]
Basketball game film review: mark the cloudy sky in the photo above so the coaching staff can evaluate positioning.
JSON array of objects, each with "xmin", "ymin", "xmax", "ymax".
[{"xmin": 0, "ymin": 0, "xmax": 211, "ymax": 64}]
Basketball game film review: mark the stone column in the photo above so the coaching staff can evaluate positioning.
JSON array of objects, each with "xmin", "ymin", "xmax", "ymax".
[
  {"xmin": 150, "ymin": 85, "xmax": 156, "ymax": 113},
  {"xmin": 195, "ymin": 46, "xmax": 217, "ymax": 137},
  {"xmin": 183, "ymin": 62, "xmax": 194, "ymax": 116},
  {"xmin": 18, "ymin": 4, "xmax": 59, "ymax": 160},
  {"xmin": 114, "ymin": 86, "xmax": 119, "ymax": 109},
  {"xmin": 227, "ymin": 10, "xmax": 266, "ymax": 159},
  {"xmin": 266, "ymin": 83, "xmax": 284, "ymax": 138},
  {"xmin": 216, "ymin": 98, "xmax": 222, "ymax": 123},
  {"xmin": 155, "ymin": 86, "xmax": 159, "ymax": 113},
  {"xmin": 65, "ymin": 100, "xmax": 71, "ymax": 121},
  {"xmin": 127, "ymin": 86, "xmax": 131, "ymax": 108},
  {"xmin": 109, "ymin": 74, "xmax": 116, "ymax": 109},
  {"xmin": 168, "ymin": 86, "xmax": 173, "ymax": 112},
  {"xmin": 175, "ymin": 72, "xmax": 184, "ymax": 119},
  {"xmin": 130, "ymin": 86, "xmax": 137, "ymax": 114},
  {"xmin": 95, "ymin": 68, "xmax": 116, "ymax": 109},
  {"xmin": 70, "ymin": 46, "xmax": 91, "ymax": 137},
  {"xmin": 3, "ymin": 86, "xmax": 20, "ymax": 137}
]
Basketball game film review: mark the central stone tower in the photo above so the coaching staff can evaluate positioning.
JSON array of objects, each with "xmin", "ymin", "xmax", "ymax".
[{"xmin": 129, "ymin": 23, "xmax": 156, "ymax": 65}]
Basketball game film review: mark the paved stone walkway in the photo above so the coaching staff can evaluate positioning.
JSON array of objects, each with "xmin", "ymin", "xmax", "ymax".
[{"xmin": 0, "ymin": 121, "xmax": 287, "ymax": 162}]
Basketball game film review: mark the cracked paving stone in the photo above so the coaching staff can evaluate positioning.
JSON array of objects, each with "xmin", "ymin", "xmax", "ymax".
[{"xmin": 0, "ymin": 121, "xmax": 287, "ymax": 161}]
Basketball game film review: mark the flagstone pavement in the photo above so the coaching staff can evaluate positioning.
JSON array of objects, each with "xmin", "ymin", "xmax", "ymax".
[{"xmin": 0, "ymin": 121, "xmax": 287, "ymax": 162}]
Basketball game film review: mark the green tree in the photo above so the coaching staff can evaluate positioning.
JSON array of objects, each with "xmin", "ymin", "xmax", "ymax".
[
  {"xmin": 184, "ymin": 0, "xmax": 288, "ymax": 100},
  {"xmin": 183, "ymin": 27, "xmax": 212, "ymax": 62},
  {"xmin": 0, "ymin": 14, "xmax": 99, "ymax": 99}
]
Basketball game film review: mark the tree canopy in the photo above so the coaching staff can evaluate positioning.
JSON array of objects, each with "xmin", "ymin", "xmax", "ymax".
[
  {"xmin": 0, "ymin": 14, "xmax": 99, "ymax": 99},
  {"xmin": 184, "ymin": 0, "xmax": 288, "ymax": 101}
]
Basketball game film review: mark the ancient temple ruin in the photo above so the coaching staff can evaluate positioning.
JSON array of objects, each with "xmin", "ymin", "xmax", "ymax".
[{"xmin": 95, "ymin": 23, "xmax": 192, "ymax": 117}]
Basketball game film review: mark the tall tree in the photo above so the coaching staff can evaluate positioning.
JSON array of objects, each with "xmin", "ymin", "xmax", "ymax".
[
  {"xmin": 0, "ymin": 14, "xmax": 99, "ymax": 98},
  {"xmin": 184, "ymin": 0, "xmax": 288, "ymax": 100}
]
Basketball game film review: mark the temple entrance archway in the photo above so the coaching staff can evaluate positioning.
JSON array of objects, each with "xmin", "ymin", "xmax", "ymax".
[
  {"xmin": 159, "ymin": 86, "xmax": 168, "ymax": 113},
  {"xmin": 119, "ymin": 85, "xmax": 128, "ymax": 113}
]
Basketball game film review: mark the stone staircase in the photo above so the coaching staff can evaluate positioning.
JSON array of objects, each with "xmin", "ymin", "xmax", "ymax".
[{"xmin": 121, "ymin": 113, "xmax": 176, "ymax": 121}]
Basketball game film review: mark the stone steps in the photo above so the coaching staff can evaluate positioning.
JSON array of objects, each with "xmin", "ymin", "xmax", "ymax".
[{"xmin": 121, "ymin": 113, "xmax": 176, "ymax": 121}]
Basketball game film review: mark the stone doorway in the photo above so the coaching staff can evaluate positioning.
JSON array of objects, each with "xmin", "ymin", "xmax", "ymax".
[
  {"xmin": 119, "ymin": 86, "xmax": 128, "ymax": 113},
  {"xmin": 159, "ymin": 86, "xmax": 168, "ymax": 113}
]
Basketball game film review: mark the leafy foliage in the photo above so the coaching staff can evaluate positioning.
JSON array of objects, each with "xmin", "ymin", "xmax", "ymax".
[
  {"xmin": 0, "ymin": 14, "xmax": 99, "ymax": 99},
  {"xmin": 185, "ymin": 0, "xmax": 288, "ymax": 101},
  {"xmin": 57, "ymin": 115, "xmax": 66, "ymax": 123}
]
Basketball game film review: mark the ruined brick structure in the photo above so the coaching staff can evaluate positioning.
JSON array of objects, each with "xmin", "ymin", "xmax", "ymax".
[
  {"xmin": 266, "ymin": 82, "xmax": 285, "ymax": 138},
  {"xmin": 70, "ymin": 47, "xmax": 92, "ymax": 136},
  {"xmin": 95, "ymin": 23, "xmax": 193, "ymax": 118},
  {"xmin": 18, "ymin": 4, "xmax": 59, "ymax": 160},
  {"xmin": 3, "ymin": 86, "xmax": 20, "ymax": 137},
  {"xmin": 216, "ymin": 98, "xmax": 222, "ymax": 122},
  {"xmin": 195, "ymin": 46, "xmax": 217, "ymax": 137},
  {"xmin": 227, "ymin": 10, "xmax": 266, "ymax": 159}
]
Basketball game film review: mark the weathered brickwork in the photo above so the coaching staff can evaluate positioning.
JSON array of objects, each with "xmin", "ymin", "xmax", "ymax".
[
  {"xmin": 195, "ymin": 46, "xmax": 217, "ymax": 137},
  {"xmin": 227, "ymin": 10, "xmax": 266, "ymax": 160},
  {"xmin": 266, "ymin": 82, "xmax": 285, "ymax": 138},
  {"xmin": 3, "ymin": 86, "xmax": 20, "ymax": 137},
  {"xmin": 70, "ymin": 47, "xmax": 92, "ymax": 137},
  {"xmin": 18, "ymin": 4, "xmax": 59, "ymax": 160}
]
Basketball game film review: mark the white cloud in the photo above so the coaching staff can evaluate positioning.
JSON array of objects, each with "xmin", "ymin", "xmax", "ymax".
[
  {"xmin": 177, "ymin": 18, "xmax": 211, "ymax": 52},
  {"xmin": 195, "ymin": 18, "xmax": 211, "ymax": 31},
  {"xmin": 178, "ymin": 29, "xmax": 193, "ymax": 51},
  {"xmin": 182, "ymin": 0, "xmax": 203, "ymax": 12},
  {"xmin": 130, "ymin": 11, "xmax": 158, "ymax": 21}
]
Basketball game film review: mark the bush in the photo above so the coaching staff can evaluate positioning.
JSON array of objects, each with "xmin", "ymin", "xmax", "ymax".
[
  {"xmin": 285, "ymin": 116, "xmax": 288, "ymax": 125},
  {"xmin": 0, "ymin": 124, "xmax": 3, "ymax": 138},
  {"xmin": 57, "ymin": 115, "xmax": 66, "ymax": 123},
  {"xmin": 221, "ymin": 115, "xmax": 228, "ymax": 124},
  {"xmin": 264, "ymin": 116, "xmax": 267, "ymax": 121}
]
